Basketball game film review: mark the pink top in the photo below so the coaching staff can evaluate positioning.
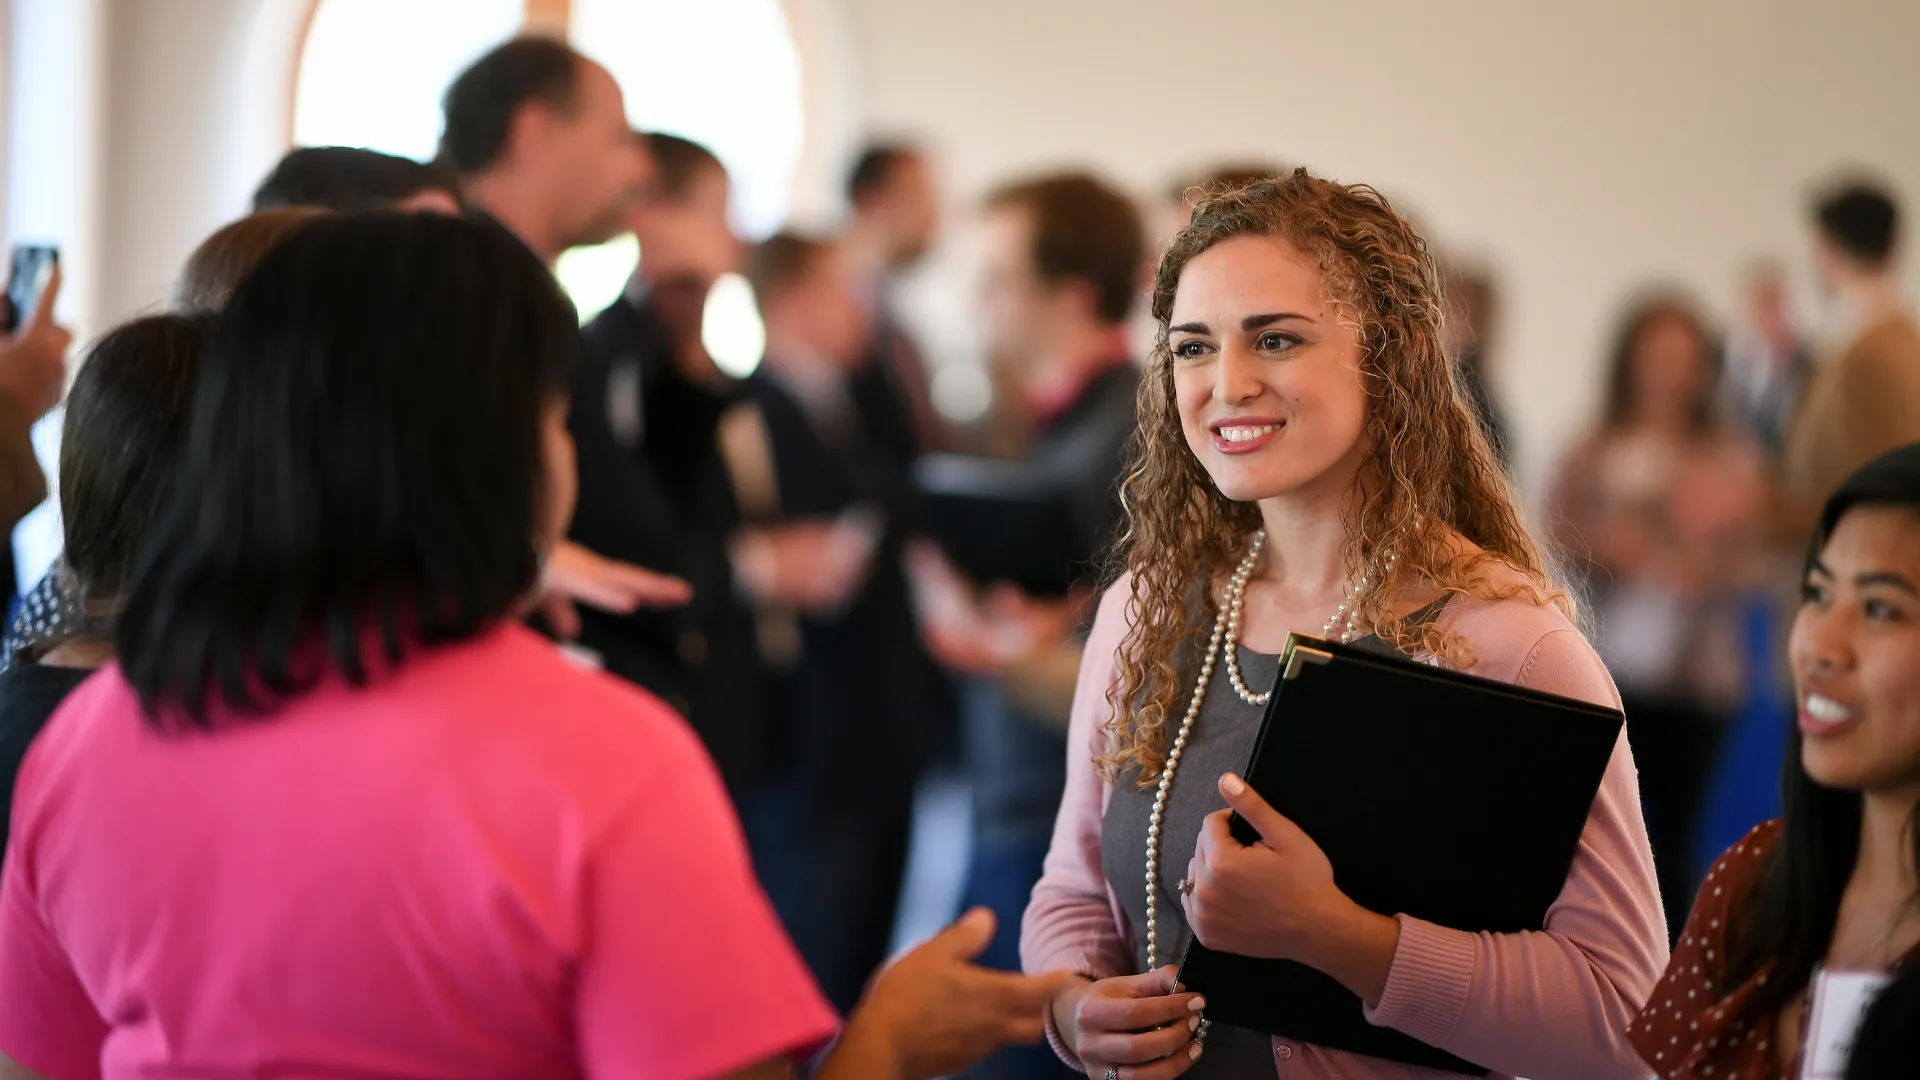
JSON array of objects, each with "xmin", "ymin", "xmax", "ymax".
[
  {"xmin": 0, "ymin": 624, "xmax": 838, "ymax": 1080},
  {"xmin": 1021, "ymin": 569, "xmax": 1672, "ymax": 1079}
]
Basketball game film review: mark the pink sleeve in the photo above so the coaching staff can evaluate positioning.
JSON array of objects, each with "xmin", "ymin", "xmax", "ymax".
[
  {"xmin": 573, "ymin": 723, "xmax": 838, "ymax": 1080},
  {"xmin": 0, "ymin": 751, "xmax": 108, "ymax": 1080},
  {"xmin": 1020, "ymin": 578, "xmax": 1137, "ymax": 1068},
  {"xmin": 1363, "ymin": 627, "xmax": 1670, "ymax": 1080}
]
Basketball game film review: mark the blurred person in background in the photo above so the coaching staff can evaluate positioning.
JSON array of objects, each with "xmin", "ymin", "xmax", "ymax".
[
  {"xmin": 919, "ymin": 171, "xmax": 1144, "ymax": 1080},
  {"xmin": 251, "ymin": 145, "xmax": 462, "ymax": 215},
  {"xmin": 1724, "ymin": 261, "xmax": 1812, "ymax": 463},
  {"xmin": 726, "ymin": 230, "xmax": 932, "ymax": 1011},
  {"xmin": 0, "ymin": 212, "xmax": 1076, "ymax": 1080},
  {"xmin": 1444, "ymin": 261, "xmax": 1513, "ymax": 471},
  {"xmin": 1781, "ymin": 179, "xmax": 1920, "ymax": 542},
  {"xmin": 1549, "ymin": 293, "xmax": 1770, "ymax": 934},
  {"xmin": 0, "ymin": 312, "xmax": 212, "ymax": 862},
  {"xmin": 596, "ymin": 133, "xmax": 745, "ymax": 515},
  {"xmin": 439, "ymin": 37, "xmax": 696, "ymax": 694},
  {"xmin": 576, "ymin": 131, "xmax": 812, "ymax": 798},
  {"xmin": 173, "ymin": 207, "xmax": 330, "ymax": 313},
  {"xmin": 843, "ymin": 141, "xmax": 950, "ymax": 461}
]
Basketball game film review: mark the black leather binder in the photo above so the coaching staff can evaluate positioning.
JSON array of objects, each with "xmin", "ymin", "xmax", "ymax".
[
  {"xmin": 912, "ymin": 454, "xmax": 1077, "ymax": 597},
  {"xmin": 1176, "ymin": 633, "xmax": 1624, "ymax": 1075}
]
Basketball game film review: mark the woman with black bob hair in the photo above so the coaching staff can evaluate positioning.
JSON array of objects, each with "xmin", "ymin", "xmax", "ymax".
[
  {"xmin": 0, "ymin": 214, "xmax": 1067, "ymax": 1080},
  {"xmin": 1631, "ymin": 441, "xmax": 1920, "ymax": 1078},
  {"xmin": 0, "ymin": 312, "xmax": 214, "ymax": 860}
]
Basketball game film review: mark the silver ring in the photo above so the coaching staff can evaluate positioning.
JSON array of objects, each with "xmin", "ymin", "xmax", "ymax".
[
  {"xmin": 1104, "ymin": 1068, "xmax": 1119, "ymax": 1080},
  {"xmin": 1178, "ymin": 877, "xmax": 1195, "ymax": 895}
]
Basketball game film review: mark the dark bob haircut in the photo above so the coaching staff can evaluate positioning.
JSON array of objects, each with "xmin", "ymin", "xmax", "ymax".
[
  {"xmin": 1722, "ymin": 441, "xmax": 1920, "ymax": 1025},
  {"xmin": 116, "ymin": 213, "xmax": 577, "ymax": 723},
  {"xmin": 252, "ymin": 146, "xmax": 459, "ymax": 214},
  {"xmin": 60, "ymin": 312, "xmax": 218, "ymax": 613}
]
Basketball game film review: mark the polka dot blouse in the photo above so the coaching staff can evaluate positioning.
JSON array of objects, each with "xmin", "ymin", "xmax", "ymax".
[
  {"xmin": 1630, "ymin": 820, "xmax": 1785, "ymax": 1079},
  {"xmin": 0, "ymin": 566, "xmax": 84, "ymax": 673}
]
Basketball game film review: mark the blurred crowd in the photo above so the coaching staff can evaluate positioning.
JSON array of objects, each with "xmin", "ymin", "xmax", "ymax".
[{"xmin": 0, "ymin": 29, "xmax": 1917, "ymax": 1080}]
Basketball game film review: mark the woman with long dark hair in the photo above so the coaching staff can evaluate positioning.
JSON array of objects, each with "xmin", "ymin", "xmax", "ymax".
[
  {"xmin": 0, "ymin": 214, "xmax": 1067, "ymax": 1080},
  {"xmin": 1630, "ymin": 442, "xmax": 1920, "ymax": 1078}
]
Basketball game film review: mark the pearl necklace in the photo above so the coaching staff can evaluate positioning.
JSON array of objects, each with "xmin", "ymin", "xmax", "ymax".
[{"xmin": 1143, "ymin": 530, "xmax": 1393, "ymax": 969}]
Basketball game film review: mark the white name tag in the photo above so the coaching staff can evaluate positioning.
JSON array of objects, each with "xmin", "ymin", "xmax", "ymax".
[
  {"xmin": 555, "ymin": 641, "xmax": 605, "ymax": 671},
  {"xmin": 1800, "ymin": 968, "xmax": 1892, "ymax": 1080}
]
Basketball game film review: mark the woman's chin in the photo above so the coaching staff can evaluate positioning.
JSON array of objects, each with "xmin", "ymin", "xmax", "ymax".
[{"xmin": 1207, "ymin": 469, "xmax": 1311, "ymax": 504}]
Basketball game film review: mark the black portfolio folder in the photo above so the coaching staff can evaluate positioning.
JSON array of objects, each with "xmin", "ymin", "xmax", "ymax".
[
  {"xmin": 1176, "ymin": 633, "xmax": 1624, "ymax": 1074},
  {"xmin": 913, "ymin": 454, "xmax": 1077, "ymax": 597}
]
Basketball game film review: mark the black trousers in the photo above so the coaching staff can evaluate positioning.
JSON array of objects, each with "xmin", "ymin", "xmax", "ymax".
[
  {"xmin": 1622, "ymin": 693, "xmax": 1728, "ymax": 942},
  {"xmin": 740, "ymin": 776, "xmax": 913, "ymax": 1014}
]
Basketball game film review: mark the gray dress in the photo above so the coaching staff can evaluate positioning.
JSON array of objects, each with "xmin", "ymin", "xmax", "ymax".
[{"xmin": 1099, "ymin": 625, "xmax": 1430, "ymax": 1078}]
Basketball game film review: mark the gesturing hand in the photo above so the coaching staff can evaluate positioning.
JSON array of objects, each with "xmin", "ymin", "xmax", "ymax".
[
  {"xmin": 1183, "ymin": 773, "xmax": 1400, "ymax": 1006},
  {"xmin": 539, "ymin": 539, "xmax": 692, "ymax": 639},
  {"xmin": 1053, "ymin": 966, "xmax": 1206, "ymax": 1079},
  {"xmin": 844, "ymin": 908, "xmax": 1078, "ymax": 1080}
]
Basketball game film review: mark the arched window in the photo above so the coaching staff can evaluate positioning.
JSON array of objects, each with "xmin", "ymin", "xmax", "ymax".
[{"xmin": 293, "ymin": 0, "xmax": 525, "ymax": 161}]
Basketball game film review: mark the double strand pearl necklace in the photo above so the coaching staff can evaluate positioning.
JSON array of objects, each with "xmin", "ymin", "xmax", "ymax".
[{"xmin": 1142, "ymin": 529, "xmax": 1396, "ymax": 969}]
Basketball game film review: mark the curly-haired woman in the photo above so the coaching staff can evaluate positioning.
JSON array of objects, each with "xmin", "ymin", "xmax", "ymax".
[{"xmin": 1019, "ymin": 171, "xmax": 1670, "ymax": 1079}]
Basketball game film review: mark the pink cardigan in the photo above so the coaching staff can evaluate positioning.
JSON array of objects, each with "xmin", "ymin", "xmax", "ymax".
[{"xmin": 1020, "ymin": 570, "xmax": 1670, "ymax": 1079}]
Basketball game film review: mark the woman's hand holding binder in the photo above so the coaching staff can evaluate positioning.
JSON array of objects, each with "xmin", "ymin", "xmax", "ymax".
[{"xmin": 1183, "ymin": 773, "xmax": 1402, "ymax": 1008}]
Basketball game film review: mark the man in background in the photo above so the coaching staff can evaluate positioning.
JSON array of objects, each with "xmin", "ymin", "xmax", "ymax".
[
  {"xmin": 727, "ymin": 230, "xmax": 928, "ymax": 1012},
  {"xmin": 841, "ymin": 142, "xmax": 949, "ymax": 462},
  {"xmin": 921, "ymin": 171, "xmax": 1143, "ymax": 1080},
  {"xmin": 439, "ymin": 38, "xmax": 693, "ymax": 662},
  {"xmin": 1781, "ymin": 178, "xmax": 1920, "ymax": 539},
  {"xmin": 1725, "ymin": 262, "xmax": 1812, "ymax": 463}
]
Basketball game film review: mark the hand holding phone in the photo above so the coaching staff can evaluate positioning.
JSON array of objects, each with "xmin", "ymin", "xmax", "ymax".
[{"xmin": 0, "ymin": 249, "xmax": 71, "ymax": 418}]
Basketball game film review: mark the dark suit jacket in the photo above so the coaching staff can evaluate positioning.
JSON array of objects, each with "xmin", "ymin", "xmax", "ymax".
[
  {"xmin": 732, "ymin": 370, "xmax": 932, "ymax": 821},
  {"xmin": 569, "ymin": 294, "xmax": 771, "ymax": 794}
]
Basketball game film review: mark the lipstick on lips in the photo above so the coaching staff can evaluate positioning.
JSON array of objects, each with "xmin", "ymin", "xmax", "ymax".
[{"xmin": 1211, "ymin": 417, "xmax": 1284, "ymax": 455}]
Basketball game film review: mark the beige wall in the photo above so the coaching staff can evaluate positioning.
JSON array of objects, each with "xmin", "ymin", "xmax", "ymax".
[
  {"xmin": 841, "ymin": 0, "xmax": 1920, "ymax": 495},
  {"xmin": 96, "ymin": 0, "xmax": 307, "ymax": 326}
]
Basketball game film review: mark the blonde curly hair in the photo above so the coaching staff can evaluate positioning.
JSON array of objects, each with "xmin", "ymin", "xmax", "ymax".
[{"xmin": 1101, "ymin": 169, "xmax": 1569, "ymax": 785}]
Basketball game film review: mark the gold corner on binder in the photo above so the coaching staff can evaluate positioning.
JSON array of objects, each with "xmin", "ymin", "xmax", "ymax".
[{"xmin": 1283, "ymin": 645, "xmax": 1334, "ymax": 681}]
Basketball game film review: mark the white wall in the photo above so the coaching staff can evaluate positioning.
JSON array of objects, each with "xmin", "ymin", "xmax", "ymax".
[
  {"xmin": 97, "ymin": 0, "xmax": 308, "ymax": 323},
  {"xmin": 840, "ymin": 0, "xmax": 1920, "ymax": 496}
]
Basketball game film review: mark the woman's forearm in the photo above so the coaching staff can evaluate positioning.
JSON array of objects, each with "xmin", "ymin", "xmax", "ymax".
[{"xmin": 1301, "ymin": 902, "xmax": 1402, "ymax": 1008}]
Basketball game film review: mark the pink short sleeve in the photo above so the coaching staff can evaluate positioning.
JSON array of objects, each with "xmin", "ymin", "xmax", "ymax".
[
  {"xmin": 0, "ymin": 775, "xmax": 109, "ymax": 1080},
  {"xmin": 572, "ymin": 728, "xmax": 839, "ymax": 1080}
]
